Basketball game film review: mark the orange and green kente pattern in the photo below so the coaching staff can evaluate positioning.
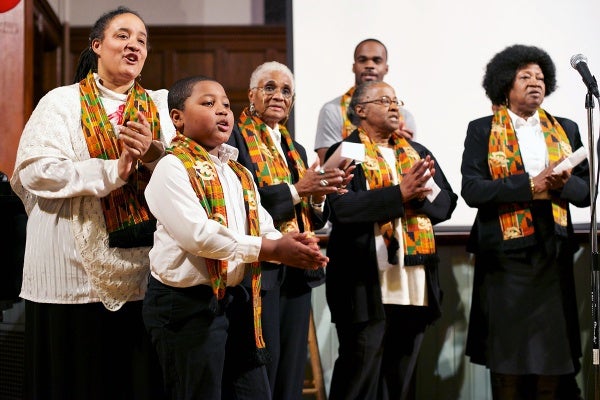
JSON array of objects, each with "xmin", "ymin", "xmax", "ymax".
[
  {"xmin": 80, "ymin": 71, "xmax": 161, "ymax": 235},
  {"xmin": 238, "ymin": 107, "xmax": 313, "ymax": 234},
  {"xmin": 168, "ymin": 132, "xmax": 265, "ymax": 350},
  {"xmin": 358, "ymin": 128, "xmax": 436, "ymax": 258},
  {"xmin": 488, "ymin": 106, "xmax": 568, "ymax": 241}
]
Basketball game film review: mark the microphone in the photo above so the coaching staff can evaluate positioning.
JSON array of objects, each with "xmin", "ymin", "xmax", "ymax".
[{"xmin": 570, "ymin": 53, "xmax": 600, "ymax": 98}]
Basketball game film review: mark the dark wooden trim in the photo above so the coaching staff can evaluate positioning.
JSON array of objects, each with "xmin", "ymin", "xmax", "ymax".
[
  {"xmin": 0, "ymin": 0, "xmax": 28, "ymax": 177},
  {"xmin": 33, "ymin": 0, "xmax": 61, "ymax": 48},
  {"xmin": 69, "ymin": 25, "xmax": 286, "ymax": 52},
  {"xmin": 0, "ymin": 0, "xmax": 63, "ymax": 177}
]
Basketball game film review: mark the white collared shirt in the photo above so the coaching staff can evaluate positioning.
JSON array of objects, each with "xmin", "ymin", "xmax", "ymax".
[
  {"xmin": 266, "ymin": 123, "xmax": 285, "ymax": 162},
  {"xmin": 145, "ymin": 144, "xmax": 282, "ymax": 288},
  {"xmin": 508, "ymin": 108, "xmax": 547, "ymax": 176}
]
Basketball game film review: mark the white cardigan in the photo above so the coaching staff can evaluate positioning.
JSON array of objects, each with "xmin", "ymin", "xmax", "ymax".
[{"xmin": 11, "ymin": 77, "xmax": 175, "ymax": 310}]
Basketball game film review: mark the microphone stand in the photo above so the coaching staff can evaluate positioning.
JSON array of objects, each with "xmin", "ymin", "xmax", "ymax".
[{"xmin": 586, "ymin": 90, "xmax": 600, "ymax": 400}]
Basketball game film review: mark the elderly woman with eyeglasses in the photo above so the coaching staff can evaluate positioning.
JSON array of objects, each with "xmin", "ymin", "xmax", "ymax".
[
  {"xmin": 324, "ymin": 80, "xmax": 457, "ymax": 400},
  {"xmin": 227, "ymin": 61, "xmax": 351, "ymax": 400},
  {"xmin": 462, "ymin": 44, "xmax": 589, "ymax": 400}
]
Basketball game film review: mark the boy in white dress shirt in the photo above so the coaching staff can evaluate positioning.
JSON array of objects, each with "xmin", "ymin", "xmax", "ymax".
[{"xmin": 142, "ymin": 75, "xmax": 328, "ymax": 399}]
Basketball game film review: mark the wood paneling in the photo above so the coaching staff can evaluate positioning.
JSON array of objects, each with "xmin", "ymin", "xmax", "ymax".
[
  {"xmin": 0, "ymin": 0, "xmax": 62, "ymax": 178},
  {"xmin": 32, "ymin": 0, "xmax": 62, "ymax": 101},
  {"xmin": 0, "ymin": 0, "xmax": 28, "ymax": 178},
  {"xmin": 69, "ymin": 25, "xmax": 287, "ymax": 118}
]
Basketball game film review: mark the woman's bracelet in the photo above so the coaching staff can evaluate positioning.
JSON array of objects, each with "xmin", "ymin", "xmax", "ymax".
[
  {"xmin": 310, "ymin": 196, "xmax": 325, "ymax": 208},
  {"xmin": 529, "ymin": 177, "xmax": 535, "ymax": 197}
]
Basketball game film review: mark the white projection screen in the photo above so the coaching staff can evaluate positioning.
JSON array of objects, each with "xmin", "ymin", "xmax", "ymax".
[{"xmin": 291, "ymin": 0, "xmax": 600, "ymax": 230}]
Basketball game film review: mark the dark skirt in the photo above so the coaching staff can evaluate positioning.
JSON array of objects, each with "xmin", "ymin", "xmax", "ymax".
[
  {"xmin": 24, "ymin": 300, "xmax": 166, "ymax": 400},
  {"xmin": 466, "ymin": 202, "xmax": 581, "ymax": 375}
]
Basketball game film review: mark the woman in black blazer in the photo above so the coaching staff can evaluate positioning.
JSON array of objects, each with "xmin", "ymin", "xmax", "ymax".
[
  {"xmin": 461, "ymin": 44, "xmax": 589, "ymax": 399},
  {"xmin": 325, "ymin": 80, "xmax": 457, "ymax": 400}
]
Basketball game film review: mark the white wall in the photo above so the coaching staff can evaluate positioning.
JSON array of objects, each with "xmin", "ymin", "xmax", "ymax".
[{"xmin": 292, "ymin": 0, "xmax": 600, "ymax": 229}]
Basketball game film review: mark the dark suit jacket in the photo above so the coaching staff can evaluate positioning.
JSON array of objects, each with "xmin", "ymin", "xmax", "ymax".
[
  {"xmin": 461, "ymin": 113, "xmax": 590, "ymax": 367},
  {"xmin": 227, "ymin": 124, "xmax": 326, "ymax": 291},
  {"xmin": 461, "ymin": 113, "xmax": 590, "ymax": 254},
  {"xmin": 324, "ymin": 130, "xmax": 458, "ymax": 325}
]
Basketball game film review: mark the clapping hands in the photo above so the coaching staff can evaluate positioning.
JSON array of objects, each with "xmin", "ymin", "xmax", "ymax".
[
  {"xmin": 260, "ymin": 231, "xmax": 329, "ymax": 270},
  {"xmin": 117, "ymin": 111, "xmax": 157, "ymax": 180},
  {"xmin": 399, "ymin": 155, "xmax": 436, "ymax": 202}
]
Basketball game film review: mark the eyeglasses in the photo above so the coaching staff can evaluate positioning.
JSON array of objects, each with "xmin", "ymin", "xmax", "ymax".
[
  {"xmin": 252, "ymin": 85, "xmax": 294, "ymax": 99},
  {"xmin": 358, "ymin": 96, "xmax": 404, "ymax": 107}
]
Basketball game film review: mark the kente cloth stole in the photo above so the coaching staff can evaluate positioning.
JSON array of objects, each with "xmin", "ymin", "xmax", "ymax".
[
  {"xmin": 79, "ymin": 71, "xmax": 161, "ymax": 234},
  {"xmin": 358, "ymin": 129, "xmax": 436, "ymax": 263},
  {"xmin": 168, "ymin": 132, "xmax": 266, "ymax": 350},
  {"xmin": 340, "ymin": 86, "xmax": 356, "ymax": 139},
  {"xmin": 488, "ymin": 106, "xmax": 569, "ymax": 241},
  {"xmin": 238, "ymin": 108, "xmax": 313, "ymax": 233}
]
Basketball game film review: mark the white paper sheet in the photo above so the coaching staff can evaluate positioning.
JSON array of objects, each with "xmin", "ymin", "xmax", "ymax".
[
  {"xmin": 322, "ymin": 142, "xmax": 365, "ymax": 170},
  {"xmin": 553, "ymin": 147, "xmax": 588, "ymax": 174}
]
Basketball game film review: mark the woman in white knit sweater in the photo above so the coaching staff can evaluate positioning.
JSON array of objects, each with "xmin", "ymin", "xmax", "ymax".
[{"xmin": 10, "ymin": 7, "xmax": 174, "ymax": 399}]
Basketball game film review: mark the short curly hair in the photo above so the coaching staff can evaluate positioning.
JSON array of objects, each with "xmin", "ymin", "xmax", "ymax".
[{"xmin": 483, "ymin": 44, "xmax": 556, "ymax": 106}]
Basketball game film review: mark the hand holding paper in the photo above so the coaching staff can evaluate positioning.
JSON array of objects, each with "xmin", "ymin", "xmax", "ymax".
[
  {"xmin": 422, "ymin": 166, "xmax": 441, "ymax": 202},
  {"xmin": 553, "ymin": 147, "xmax": 587, "ymax": 174}
]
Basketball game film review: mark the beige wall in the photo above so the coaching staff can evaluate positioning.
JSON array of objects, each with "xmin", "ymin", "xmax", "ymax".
[{"xmin": 47, "ymin": 0, "xmax": 262, "ymax": 25}]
